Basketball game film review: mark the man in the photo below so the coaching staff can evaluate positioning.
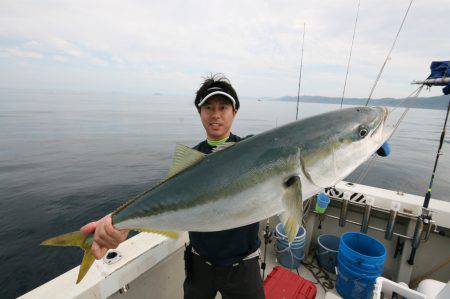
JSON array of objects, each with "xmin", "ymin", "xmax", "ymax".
[{"xmin": 81, "ymin": 74, "xmax": 264, "ymax": 299}]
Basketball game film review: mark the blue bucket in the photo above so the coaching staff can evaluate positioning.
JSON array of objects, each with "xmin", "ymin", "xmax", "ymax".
[
  {"xmin": 336, "ymin": 232, "xmax": 386, "ymax": 299},
  {"xmin": 317, "ymin": 234, "xmax": 340, "ymax": 274},
  {"xmin": 275, "ymin": 223, "xmax": 306, "ymax": 269}
]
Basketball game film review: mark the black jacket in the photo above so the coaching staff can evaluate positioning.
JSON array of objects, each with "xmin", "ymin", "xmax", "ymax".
[{"xmin": 188, "ymin": 133, "xmax": 261, "ymax": 266}]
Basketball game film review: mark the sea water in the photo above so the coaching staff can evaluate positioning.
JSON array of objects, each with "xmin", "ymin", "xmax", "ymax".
[{"xmin": 0, "ymin": 90, "xmax": 448, "ymax": 297}]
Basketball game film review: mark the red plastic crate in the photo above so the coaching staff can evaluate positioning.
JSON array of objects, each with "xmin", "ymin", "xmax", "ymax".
[{"xmin": 264, "ymin": 266, "xmax": 317, "ymax": 299}]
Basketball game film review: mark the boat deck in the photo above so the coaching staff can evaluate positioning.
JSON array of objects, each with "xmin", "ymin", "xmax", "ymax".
[
  {"xmin": 106, "ymin": 219, "xmax": 339, "ymax": 299},
  {"xmin": 257, "ymin": 222, "xmax": 339, "ymax": 299},
  {"xmin": 20, "ymin": 181, "xmax": 450, "ymax": 298}
]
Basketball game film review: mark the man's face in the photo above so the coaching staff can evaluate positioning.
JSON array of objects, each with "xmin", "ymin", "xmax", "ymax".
[{"xmin": 199, "ymin": 96, "xmax": 237, "ymax": 140}]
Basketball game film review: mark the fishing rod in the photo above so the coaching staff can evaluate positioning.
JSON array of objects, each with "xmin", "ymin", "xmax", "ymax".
[
  {"xmin": 423, "ymin": 98, "xmax": 449, "ymax": 209},
  {"xmin": 407, "ymin": 69, "xmax": 449, "ymax": 265},
  {"xmin": 295, "ymin": 23, "xmax": 306, "ymax": 120},
  {"xmin": 407, "ymin": 95, "xmax": 449, "ymax": 265},
  {"xmin": 365, "ymin": 0, "xmax": 414, "ymax": 106},
  {"xmin": 340, "ymin": 0, "xmax": 360, "ymax": 109}
]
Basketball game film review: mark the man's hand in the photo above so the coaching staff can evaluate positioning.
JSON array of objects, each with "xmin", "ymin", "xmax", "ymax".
[{"xmin": 80, "ymin": 214, "xmax": 129, "ymax": 260}]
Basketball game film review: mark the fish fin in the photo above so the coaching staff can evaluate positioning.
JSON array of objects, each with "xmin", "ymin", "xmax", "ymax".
[
  {"xmin": 299, "ymin": 156, "xmax": 315, "ymax": 185},
  {"xmin": 212, "ymin": 142, "xmax": 236, "ymax": 152},
  {"xmin": 280, "ymin": 175, "xmax": 304, "ymax": 243},
  {"xmin": 41, "ymin": 231, "xmax": 95, "ymax": 284},
  {"xmin": 299, "ymin": 146, "xmax": 337, "ymax": 188},
  {"xmin": 77, "ymin": 248, "xmax": 95, "ymax": 284},
  {"xmin": 166, "ymin": 144, "xmax": 205, "ymax": 179},
  {"xmin": 134, "ymin": 228, "xmax": 179, "ymax": 239}
]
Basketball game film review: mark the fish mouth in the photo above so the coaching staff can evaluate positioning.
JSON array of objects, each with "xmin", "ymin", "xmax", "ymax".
[
  {"xmin": 369, "ymin": 106, "xmax": 390, "ymax": 141},
  {"xmin": 373, "ymin": 106, "xmax": 389, "ymax": 123},
  {"xmin": 379, "ymin": 105, "xmax": 400, "ymax": 142}
]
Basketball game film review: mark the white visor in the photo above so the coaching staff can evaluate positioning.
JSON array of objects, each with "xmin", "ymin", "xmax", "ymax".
[{"xmin": 198, "ymin": 91, "xmax": 236, "ymax": 109}]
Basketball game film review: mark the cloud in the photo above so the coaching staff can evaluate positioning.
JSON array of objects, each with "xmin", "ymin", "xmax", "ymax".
[
  {"xmin": 0, "ymin": 48, "xmax": 43, "ymax": 59},
  {"xmin": 52, "ymin": 55, "xmax": 68, "ymax": 62},
  {"xmin": 89, "ymin": 57, "xmax": 107, "ymax": 66},
  {"xmin": 0, "ymin": 1, "xmax": 448, "ymax": 97},
  {"xmin": 48, "ymin": 37, "xmax": 85, "ymax": 58}
]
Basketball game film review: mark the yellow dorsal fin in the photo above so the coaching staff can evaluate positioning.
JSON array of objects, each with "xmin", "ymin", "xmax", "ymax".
[
  {"xmin": 166, "ymin": 144, "xmax": 205, "ymax": 179},
  {"xmin": 135, "ymin": 228, "xmax": 179, "ymax": 239}
]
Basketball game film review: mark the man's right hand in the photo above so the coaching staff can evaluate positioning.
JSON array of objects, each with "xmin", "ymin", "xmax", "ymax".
[{"xmin": 80, "ymin": 214, "xmax": 129, "ymax": 260}]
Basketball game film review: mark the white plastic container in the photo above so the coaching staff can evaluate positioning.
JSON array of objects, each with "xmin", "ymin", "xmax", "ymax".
[
  {"xmin": 417, "ymin": 279, "xmax": 448, "ymax": 298},
  {"xmin": 372, "ymin": 277, "xmax": 426, "ymax": 299}
]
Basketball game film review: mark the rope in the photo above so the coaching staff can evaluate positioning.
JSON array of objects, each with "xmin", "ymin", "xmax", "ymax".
[
  {"xmin": 296, "ymin": 23, "xmax": 306, "ymax": 120},
  {"xmin": 365, "ymin": 0, "xmax": 414, "ymax": 106},
  {"xmin": 301, "ymin": 251, "xmax": 335, "ymax": 292},
  {"xmin": 340, "ymin": 0, "xmax": 361, "ymax": 108}
]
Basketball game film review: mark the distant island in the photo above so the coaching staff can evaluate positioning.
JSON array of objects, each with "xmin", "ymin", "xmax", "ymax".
[{"xmin": 271, "ymin": 95, "xmax": 448, "ymax": 110}]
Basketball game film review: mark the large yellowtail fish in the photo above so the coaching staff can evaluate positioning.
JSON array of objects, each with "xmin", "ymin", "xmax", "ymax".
[{"xmin": 42, "ymin": 106, "xmax": 391, "ymax": 283}]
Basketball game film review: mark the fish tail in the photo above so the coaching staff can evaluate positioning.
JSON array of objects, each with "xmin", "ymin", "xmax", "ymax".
[
  {"xmin": 41, "ymin": 231, "xmax": 95, "ymax": 284},
  {"xmin": 41, "ymin": 228, "xmax": 179, "ymax": 284}
]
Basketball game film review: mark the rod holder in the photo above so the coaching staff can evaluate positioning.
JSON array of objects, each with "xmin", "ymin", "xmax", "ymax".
[
  {"xmin": 423, "ymin": 219, "xmax": 435, "ymax": 242},
  {"xmin": 385, "ymin": 201, "xmax": 400, "ymax": 240},
  {"xmin": 407, "ymin": 215, "xmax": 424, "ymax": 265},
  {"xmin": 339, "ymin": 192, "xmax": 350, "ymax": 227},
  {"xmin": 360, "ymin": 197, "xmax": 374, "ymax": 233},
  {"xmin": 407, "ymin": 208, "xmax": 432, "ymax": 265}
]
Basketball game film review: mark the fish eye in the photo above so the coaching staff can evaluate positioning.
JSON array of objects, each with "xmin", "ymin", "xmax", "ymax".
[{"xmin": 358, "ymin": 125, "xmax": 368, "ymax": 138}]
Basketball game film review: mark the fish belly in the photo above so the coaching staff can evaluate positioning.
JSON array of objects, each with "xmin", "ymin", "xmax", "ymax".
[{"xmin": 115, "ymin": 176, "xmax": 286, "ymax": 232}]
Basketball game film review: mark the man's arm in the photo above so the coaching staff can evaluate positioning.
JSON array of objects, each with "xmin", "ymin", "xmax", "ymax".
[{"xmin": 80, "ymin": 215, "xmax": 129, "ymax": 259}]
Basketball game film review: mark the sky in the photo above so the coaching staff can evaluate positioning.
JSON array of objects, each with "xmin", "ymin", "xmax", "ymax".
[{"xmin": 0, "ymin": 0, "xmax": 449, "ymax": 98}]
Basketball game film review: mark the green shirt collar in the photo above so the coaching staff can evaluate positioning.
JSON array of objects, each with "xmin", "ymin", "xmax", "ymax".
[{"xmin": 207, "ymin": 135, "xmax": 230, "ymax": 147}]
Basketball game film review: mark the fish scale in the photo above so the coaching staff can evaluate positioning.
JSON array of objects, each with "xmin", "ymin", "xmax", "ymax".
[{"xmin": 41, "ymin": 106, "xmax": 391, "ymax": 283}]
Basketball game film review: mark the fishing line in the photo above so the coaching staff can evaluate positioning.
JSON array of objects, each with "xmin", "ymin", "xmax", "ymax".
[
  {"xmin": 390, "ymin": 84, "xmax": 424, "ymax": 135},
  {"xmin": 356, "ymin": 155, "xmax": 379, "ymax": 184},
  {"xmin": 340, "ymin": 0, "xmax": 361, "ymax": 109},
  {"xmin": 365, "ymin": 0, "xmax": 414, "ymax": 106},
  {"xmin": 296, "ymin": 23, "xmax": 306, "ymax": 120},
  {"xmin": 356, "ymin": 84, "xmax": 424, "ymax": 184},
  {"xmin": 390, "ymin": 84, "xmax": 425, "ymax": 113}
]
